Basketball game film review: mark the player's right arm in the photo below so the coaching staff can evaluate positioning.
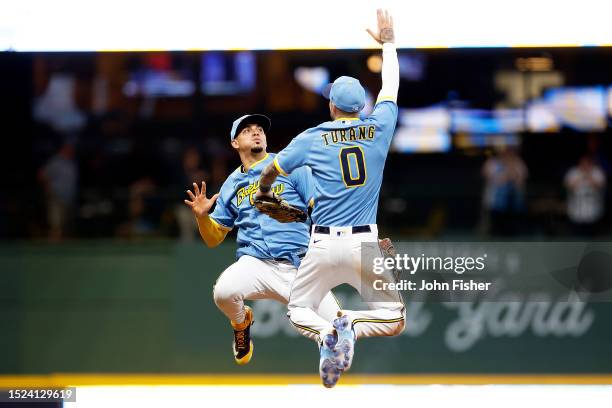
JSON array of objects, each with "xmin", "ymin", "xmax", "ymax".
[{"xmin": 184, "ymin": 181, "xmax": 233, "ymax": 248}]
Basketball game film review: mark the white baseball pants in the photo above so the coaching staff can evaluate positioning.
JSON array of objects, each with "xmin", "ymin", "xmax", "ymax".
[
  {"xmin": 213, "ymin": 255, "xmax": 340, "ymax": 326},
  {"xmin": 288, "ymin": 224, "xmax": 405, "ymax": 342}
]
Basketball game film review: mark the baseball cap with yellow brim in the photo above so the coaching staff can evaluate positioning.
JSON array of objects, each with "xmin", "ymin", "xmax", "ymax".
[
  {"xmin": 322, "ymin": 76, "xmax": 366, "ymax": 113},
  {"xmin": 230, "ymin": 114, "xmax": 271, "ymax": 140}
]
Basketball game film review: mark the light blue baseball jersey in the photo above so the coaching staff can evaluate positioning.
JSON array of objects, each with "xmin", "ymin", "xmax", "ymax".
[
  {"xmin": 209, "ymin": 153, "xmax": 313, "ymax": 263},
  {"xmin": 274, "ymin": 100, "xmax": 398, "ymax": 227}
]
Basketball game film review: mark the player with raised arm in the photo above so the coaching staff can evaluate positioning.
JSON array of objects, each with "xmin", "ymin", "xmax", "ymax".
[
  {"xmin": 184, "ymin": 114, "xmax": 340, "ymax": 365},
  {"xmin": 255, "ymin": 10, "xmax": 404, "ymax": 387}
]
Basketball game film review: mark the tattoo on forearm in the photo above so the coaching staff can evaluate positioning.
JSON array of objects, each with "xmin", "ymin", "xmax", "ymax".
[
  {"xmin": 259, "ymin": 183, "xmax": 271, "ymax": 193},
  {"xmin": 380, "ymin": 28, "xmax": 394, "ymax": 43}
]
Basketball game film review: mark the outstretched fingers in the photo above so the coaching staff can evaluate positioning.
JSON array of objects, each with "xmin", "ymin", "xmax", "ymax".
[
  {"xmin": 375, "ymin": 9, "xmax": 392, "ymax": 28},
  {"xmin": 369, "ymin": 9, "xmax": 393, "ymax": 44},
  {"xmin": 186, "ymin": 189, "xmax": 196, "ymax": 201},
  {"xmin": 377, "ymin": 8, "xmax": 384, "ymax": 26}
]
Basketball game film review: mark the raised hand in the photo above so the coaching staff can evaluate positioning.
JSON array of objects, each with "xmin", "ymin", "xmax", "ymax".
[
  {"xmin": 366, "ymin": 9, "xmax": 395, "ymax": 45},
  {"xmin": 184, "ymin": 182, "xmax": 219, "ymax": 218}
]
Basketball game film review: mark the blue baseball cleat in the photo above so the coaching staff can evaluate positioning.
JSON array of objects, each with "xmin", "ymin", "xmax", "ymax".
[
  {"xmin": 319, "ymin": 331, "xmax": 343, "ymax": 388},
  {"xmin": 333, "ymin": 312, "xmax": 356, "ymax": 371}
]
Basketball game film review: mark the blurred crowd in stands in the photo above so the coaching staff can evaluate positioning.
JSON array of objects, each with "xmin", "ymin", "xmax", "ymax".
[
  {"xmin": 3, "ymin": 50, "xmax": 611, "ymax": 241},
  {"xmin": 480, "ymin": 143, "xmax": 608, "ymax": 238}
]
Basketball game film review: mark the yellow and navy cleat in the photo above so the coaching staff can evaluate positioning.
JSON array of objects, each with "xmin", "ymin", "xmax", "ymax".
[{"xmin": 231, "ymin": 305, "xmax": 254, "ymax": 365}]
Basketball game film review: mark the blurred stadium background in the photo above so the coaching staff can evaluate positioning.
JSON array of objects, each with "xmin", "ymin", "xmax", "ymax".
[{"xmin": 1, "ymin": 1, "xmax": 611, "ymax": 406}]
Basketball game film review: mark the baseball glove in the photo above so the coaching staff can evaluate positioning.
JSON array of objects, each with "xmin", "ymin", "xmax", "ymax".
[
  {"xmin": 379, "ymin": 237, "xmax": 400, "ymax": 281},
  {"xmin": 254, "ymin": 194, "xmax": 308, "ymax": 223}
]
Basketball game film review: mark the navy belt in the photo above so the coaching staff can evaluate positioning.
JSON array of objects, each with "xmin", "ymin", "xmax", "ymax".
[
  {"xmin": 314, "ymin": 225, "xmax": 371, "ymax": 234},
  {"xmin": 273, "ymin": 253, "xmax": 305, "ymax": 263}
]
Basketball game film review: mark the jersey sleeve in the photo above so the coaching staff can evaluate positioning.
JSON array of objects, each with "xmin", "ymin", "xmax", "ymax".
[
  {"xmin": 274, "ymin": 131, "xmax": 313, "ymax": 176},
  {"xmin": 196, "ymin": 215, "xmax": 230, "ymax": 247},
  {"xmin": 208, "ymin": 179, "xmax": 236, "ymax": 230},
  {"xmin": 289, "ymin": 165, "xmax": 315, "ymax": 210},
  {"xmin": 367, "ymin": 100, "xmax": 399, "ymax": 145}
]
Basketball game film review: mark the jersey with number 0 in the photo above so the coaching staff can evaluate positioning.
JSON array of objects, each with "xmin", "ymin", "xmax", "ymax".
[
  {"xmin": 274, "ymin": 100, "xmax": 398, "ymax": 227},
  {"xmin": 209, "ymin": 153, "xmax": 313, "ymax": 261}
]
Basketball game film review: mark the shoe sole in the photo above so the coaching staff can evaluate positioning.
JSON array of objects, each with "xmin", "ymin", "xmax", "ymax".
[
  {"xmin": 319, "ymin": 333, "xmax": 343, "ymax": 388},
  {"xmin": 333, "ymin": 315, "xmax": 354, "ymax": 371},
  {"xmin": 320, "ymin": 358, "xmax": 342, "ymax": 388}
]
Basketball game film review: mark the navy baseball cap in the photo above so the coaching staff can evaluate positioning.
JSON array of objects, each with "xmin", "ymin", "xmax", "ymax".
[
  {"xmin": 322, "ymin": 76, "xmax": 366, "ymax": 113},
  {"xmin": 230, "ymin": 114, "xmax": 271, "ymax": 140}
]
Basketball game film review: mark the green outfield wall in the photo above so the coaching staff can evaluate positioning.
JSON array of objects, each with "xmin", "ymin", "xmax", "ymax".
[{"xmin": 1, "ymin": 241, "xmax": 611, "ymax": 374}]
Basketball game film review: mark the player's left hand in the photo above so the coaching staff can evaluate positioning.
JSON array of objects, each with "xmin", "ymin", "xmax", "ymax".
[{"xmin": 366, "ymin": 9, "xmax": 395, "ymax": 45}]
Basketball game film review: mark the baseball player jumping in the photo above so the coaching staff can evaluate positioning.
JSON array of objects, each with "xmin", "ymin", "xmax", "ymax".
[
  {"xmin": 183, "ymin": 114, "xmax": 340, "ymax": 365},
  {"xmin": 256, "ymin": 10, "xmax": 404, "ymax": 387}
]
